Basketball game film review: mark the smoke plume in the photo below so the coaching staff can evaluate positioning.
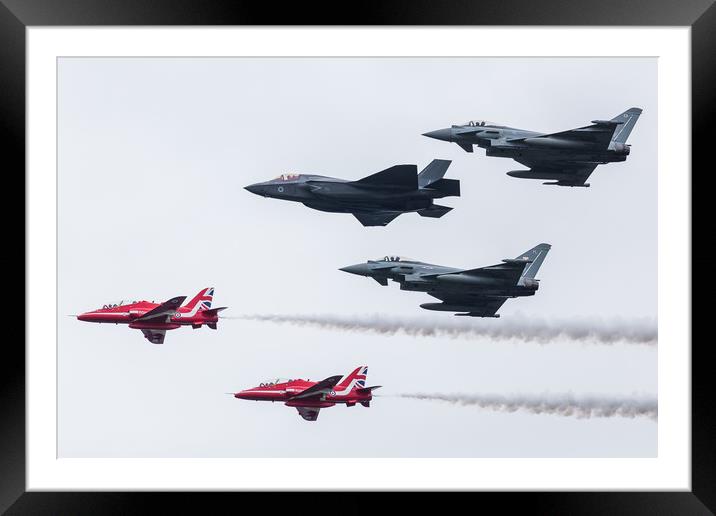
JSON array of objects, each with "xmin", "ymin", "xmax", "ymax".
[
  {"xmin": 232, "ymin": 314, "xmax": 657, "ymax": 345},
  {"xmin": 395, "ymin": 393, "xmax": 657, "ymax": 420}
]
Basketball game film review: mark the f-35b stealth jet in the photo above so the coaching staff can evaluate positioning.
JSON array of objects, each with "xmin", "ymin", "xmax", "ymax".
[
  {"xmin": 244, "ymin": 159, "xmax": 459, "ymax": 226},
  {"xmin": 423, "ymin": 108, "xmax": 642, "ymax": 187},
  {"xmin": 340, "ymin": 243, "xmax": 551, "ymax": 317}
]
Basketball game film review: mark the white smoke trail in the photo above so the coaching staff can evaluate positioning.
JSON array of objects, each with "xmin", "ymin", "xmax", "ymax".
[
  {"xmin": 395, "ymin": 393, "xmax": 658, "ymax": 421},
  {"xmin": 230, "ymin": 313, "xmax": 657, "ymax": 345}
]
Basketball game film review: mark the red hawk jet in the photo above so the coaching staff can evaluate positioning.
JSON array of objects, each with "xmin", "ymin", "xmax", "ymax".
[
  {"xmin": 77, "ymin": 288, "xmax": 227, "ymax": 344},
  {"xmin": 233, "ymin": 366, "xmax": 380, "ymax": 421}
]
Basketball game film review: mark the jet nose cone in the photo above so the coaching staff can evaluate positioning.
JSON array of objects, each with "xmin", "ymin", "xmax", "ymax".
[
  {"xmin": 422, "ymin": 128, "xmax": 453, "ymax": 142},
  {"xmin": 339, "ymin": 264, "xmax": 370, "ymax": 276},
  {"xmin": 244, "ymin": 183, "xmax": 265, "ymax": 196},
  {"xmin": 234, "ymin": 389, "xmax": 256, "ymax": 400}
]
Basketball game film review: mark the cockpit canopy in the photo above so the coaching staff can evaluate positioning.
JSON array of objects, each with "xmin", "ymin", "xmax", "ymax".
[
  {"xmin": 273, "ymin": 173, "xmax": 302, "ymax": 182},
  {"xmin": 377, "ymin": 256, "xmax": 417, "ymax": 263},
  {"xmin": 259, "ymin": 377, "xmax": 296, "ymax": 387},
  {"xmin": 102, "ymin": 300, "xmax": 141, "ymax": 309},
  {"xmin": 464, "ymin": 120, "xmax": 497, "ymax": 127}
]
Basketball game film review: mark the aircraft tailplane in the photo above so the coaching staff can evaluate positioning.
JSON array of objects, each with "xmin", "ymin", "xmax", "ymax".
[
  {"xmin": 417, "ymin": 204, "xmax": 453, "ymax": 218},
  {"xmin": 201, "ymin": 306, "xmax": 227, "ymax": 317},
  {"xmin": 424, "ymin": 178, "xmax": 460, "ymax": 196},
  {"xmin": 356, "ymin": 385, "xmax": 381, "ymax": 395}
]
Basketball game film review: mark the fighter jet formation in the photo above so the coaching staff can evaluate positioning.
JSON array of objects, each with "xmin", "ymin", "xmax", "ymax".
[
  {"xmin": 340, "ymin": 244, "xmax": 551, "ymax": 317},
  {"xmin": 245, "ymin": 159, "xmax": 459, "ymax": 226},
  {"xmin": 77, "ymin": 103, "xmax": 644, "ymax": 422},
  {"xmin": 423, "ymin": 108, "xmax": 642, "ymax": 187}
]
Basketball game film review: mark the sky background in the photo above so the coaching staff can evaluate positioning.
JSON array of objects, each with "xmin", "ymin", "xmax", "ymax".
[{"xmin": 58, "ymin": 57, "xmax": 657, "ymax": 457}]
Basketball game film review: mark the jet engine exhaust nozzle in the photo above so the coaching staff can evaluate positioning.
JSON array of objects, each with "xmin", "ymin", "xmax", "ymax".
[{"xmin": 611, "ymin": 142, "xmax": 631, "ymax": 155}]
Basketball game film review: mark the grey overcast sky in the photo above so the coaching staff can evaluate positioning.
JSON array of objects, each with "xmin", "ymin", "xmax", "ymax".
[{"xmin": 58, "ymin": 57, "xmax": 656, "ymax": 457}]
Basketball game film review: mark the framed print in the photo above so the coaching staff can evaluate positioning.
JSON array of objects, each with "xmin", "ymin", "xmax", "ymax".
[{"xmin": 7, "ymin": 0, "xmax": 713, "ymax": 513}]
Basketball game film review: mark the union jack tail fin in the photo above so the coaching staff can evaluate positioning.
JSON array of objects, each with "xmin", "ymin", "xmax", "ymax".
[
  {"xmin": 183, "ymin": 287, "xmax": 214, "ymax": 312},
  {"xmin": 334, "ymin": 365, "xmax": 368, "ymax": 393}
]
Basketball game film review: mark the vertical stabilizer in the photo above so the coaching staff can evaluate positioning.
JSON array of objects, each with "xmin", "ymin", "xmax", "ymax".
[
  {"xmin": 515, "ymin": 244, "xmax": 551, "ymax": 280},
  {"xmin": 610, "ymin": 107, "xmax": 642, "ymax": 143},
  {"xmin": 182, "ymin": 287, "xmax": 214, "ymax": 314},
  {"xmin": 417, "ymin": 159, "xmax": 452, "ymax": 188},
  {"xmin": 334, "ymin": 366, "xmax": 368, "ymax": 393}
]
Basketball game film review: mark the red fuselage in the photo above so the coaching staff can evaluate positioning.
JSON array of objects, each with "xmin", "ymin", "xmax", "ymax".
[
  {"xmin": 77, "ymin": 301, "xmax": 219, "ymax": 329},
  {"xmin": 235, "ymin": 379, "xmax": 374, "ymax": 408}
]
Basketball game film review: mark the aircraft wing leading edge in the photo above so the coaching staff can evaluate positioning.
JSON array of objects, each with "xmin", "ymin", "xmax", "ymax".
[
  {"xmin": 511, "ymin": 123, "xmax": 619, "ymax": 148},
  {"xmin": 135, "ymin": 295, "xmax": 187, "ymax": 323},
  {"xmin": 289, "ymin": 375, "xmax": 343, "ymax": 401},
  {"xmin": 457, "ymin": 260, "xmax": 529, "ymax": 284}
]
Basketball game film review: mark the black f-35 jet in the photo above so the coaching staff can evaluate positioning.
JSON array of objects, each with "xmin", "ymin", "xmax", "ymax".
[
  {"xmin": 340, "ymin": 243, "xmax": 551, "ymax": 317},
  {"xmin": 244, "ymin": 159, "xmax": 459, "ymax": 227},
  {"xmin": 423, "ymin": 108, "xmax": 642, "ymax": 187}
]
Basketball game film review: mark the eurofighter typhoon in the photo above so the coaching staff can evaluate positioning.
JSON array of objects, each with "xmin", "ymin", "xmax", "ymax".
[
  {"xmin": 244, "ymin": 159, "xmax": 459, "ymax": 226},
  {"xmin": 340, "ymin": 244, "xmax": 551, "ymax": 317},
  {"xmin": 423, "ymin": 108, "xmax": 642, "ymax": 187}
]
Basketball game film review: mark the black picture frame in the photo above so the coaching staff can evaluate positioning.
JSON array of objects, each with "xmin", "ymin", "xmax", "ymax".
[{"xmin": 6, "ymin": 0, "xmax": 711, "ymax": 513}]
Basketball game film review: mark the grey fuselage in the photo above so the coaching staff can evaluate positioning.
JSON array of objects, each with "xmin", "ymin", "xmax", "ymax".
[
  {"xmin": 245, "ymin": 175, "xmax": 449, "ymax": 214},
  {"xmin": 424, "ymin": 124, "xmax": 630, "ymax": 166},
  {"xmin": 341, "ymin": 257, "xmax": 538, "ymax": 299}
]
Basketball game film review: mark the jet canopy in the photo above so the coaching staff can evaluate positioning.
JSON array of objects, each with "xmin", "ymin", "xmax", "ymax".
[
  {"xmin": 273, "ymin": 173, "xmax": 302, "ymax": 181},
  {"xmin": 259, "ymin": 377, "xmax": 297, "ymax": 387},
  {"xmin": 464, "ymin": 120, "xmax": 498, "ymax": 127},
  {"xmin": 377, "ymin": 256, "xmax": 418, "ymax": 263},
  {"xmin": 101, "ymin": 300, "xmax": 141, "ymax": 309}
]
